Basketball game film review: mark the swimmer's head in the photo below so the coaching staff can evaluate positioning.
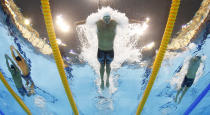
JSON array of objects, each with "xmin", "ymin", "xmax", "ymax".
[
  {"xmin": 195, "ymin": 56, "xmax": 201, "ymax": 60},
  {"xmin": 103, "ymin": 14, "xmax": 111, "ymax": 24},
  {"xmin": 10, "ymin": 65, "xmax": 15, "ymax": 71},
  {"xmin": 16, "ymin": 56, "xmax": 21, "ymax": 61}
]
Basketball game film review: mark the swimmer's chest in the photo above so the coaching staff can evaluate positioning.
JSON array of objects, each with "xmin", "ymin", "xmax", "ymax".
[
  {"xmin": 187, "ymin": 59, "xmax": 201, "ymax": 76},
  {"xmin": 97, "ymin": 20, "xmax": 117, "ymax": 39}
]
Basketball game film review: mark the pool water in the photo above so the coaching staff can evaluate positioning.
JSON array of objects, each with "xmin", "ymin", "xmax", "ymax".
[{"xmin": 0, "ymin": 4, "xmax": 210, "ymax": 115}]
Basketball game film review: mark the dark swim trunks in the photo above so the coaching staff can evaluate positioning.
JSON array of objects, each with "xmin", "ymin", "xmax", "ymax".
[
  {"xmin": 181, "ymin": 76, "xmax": 195, "ymax": 87},
  {"xmin": 97, "ymin": 49, "xmax": 114, "ymax": 65},
  {"xmin": 21, "ymin": 72, "xmax": 32, "ymax": 82},
  {"xmin": 21, "ymin": 72, "xmax": 34, "ymax": 86},
  {"xmin": 17, "ymin": 86, "xmax": 27, "ymax": 96}
]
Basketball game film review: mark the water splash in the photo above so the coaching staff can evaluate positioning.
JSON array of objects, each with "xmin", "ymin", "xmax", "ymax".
[
  {"xmin": 77, "ymin": 7, "xmax": 149, "ymax": 69},
  {"xmin": 76, "ymin": 7, "xmax": 147, "ymax": 92},
  {"xmin": 34, "ymin": 95, "xmax": 46, "ymax": 108}
]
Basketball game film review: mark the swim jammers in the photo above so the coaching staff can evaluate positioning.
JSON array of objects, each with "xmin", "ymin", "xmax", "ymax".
[
  {"xmin": 21, "ymin": 72, "xmax": 32, "ymax": 81},
  {"xmin": 97, "ymin": 49, "xmax": 114, "ymax": 65},
  {"xmin": 181, "ymin": 76, "xmax": 195, "ymax": 87},
  {"xmin": 21, "ymin": 72, "xmax": 34, "ymax": 86},
  {"xmin": 17, "ymin": 85, "xmax": 27, "ymax": 96}
]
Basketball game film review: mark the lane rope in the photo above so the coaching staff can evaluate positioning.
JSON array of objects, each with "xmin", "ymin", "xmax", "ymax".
[
  {"xmin": 136, "ymin": 0, "xmax": 181, "ymax": 114},
  {"xmin": 40, "ymin": 0, "xmax": 79, "ymax": 114},
  {"xmin": 0, "ymin": 72, "xmax": 31, "ymax": 115}
]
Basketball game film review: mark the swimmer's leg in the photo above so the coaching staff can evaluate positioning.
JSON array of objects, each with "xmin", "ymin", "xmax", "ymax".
[
  {"xmin": 178, "ymin": 86, "xmax": 189, "ymax": 104},
  {"xmin": 100, "ymin": 64, "xmax": 105, "ymax": 89},
  {"xmin": 175, "ymin": 87, "xmax": 183, "ymax": 102},
  {"xmin": 106, "ymin": 64, "xmax": 111, "ymax": 88}
]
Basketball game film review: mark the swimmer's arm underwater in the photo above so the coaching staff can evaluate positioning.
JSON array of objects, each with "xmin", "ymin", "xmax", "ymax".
[
  {"xmin": 130, "ymin": 19, "xmax": 147, "ymax": 24},
  {"xmin": 129, "ymin": 19, "xmax": 142, "ymax": 23},
  {"xmin": 75, "ymin": 20, "xmax": 86, "ymax": 25},
  {"xmin": 5, "ymin": 54, "xmax": 11, "ymax": 70},
  {"xmin": 129, "ymin": 17, "xmax": 149, "ymax": 24},
  {"xmin": 10, "ymin": 45, "xmax": 16, "ymax": 60},
  {"xmin": 10, "ymin": 45, "xmax": 23, "ymax": 60},
  {"xmin": 5, "ymin": 54, "xmax": 18, "ymax": 71}
]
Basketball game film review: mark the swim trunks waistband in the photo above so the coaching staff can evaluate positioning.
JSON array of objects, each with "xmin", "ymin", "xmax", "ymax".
[
  {"xmin": 181, "ymin": 75, "xmax": 195, "ymax": 87},
  {"xmin": 97, "ymin": 49, "xmax": 114, "ymax": 65},
  {"xmin": 98, "ymin": 48, "xmax": 114, "ymax": 52}
]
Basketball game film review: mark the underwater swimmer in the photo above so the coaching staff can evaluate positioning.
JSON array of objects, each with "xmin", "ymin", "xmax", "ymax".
[
  {"xmin": 76, "ymin": 13, "xmax": 146, "ymax": 89},
  {"xmin": 5, "ymin": 54, "xmax": 29, "ymax": 96},
  {"xmin": 76, "ymin": 14, "xmax": 116, "ymax": 89},
  {"xmin": 175, "ymin": 56, "xmax": 202, "ymax": 104},
  {"xmin": 96, "ymin": 14, "xmax": 117, "ymax": 89},
  {"xmin": 10, "ymin": 45, "xmax": 34, "ymax": 94}
]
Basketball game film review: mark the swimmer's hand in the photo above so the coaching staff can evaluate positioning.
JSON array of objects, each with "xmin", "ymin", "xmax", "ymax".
[
  {"xmin": 26, "ymin": 86, "xmax": 35, "ymax": 96},
  {"xmin": 26, "ymin": 81, "xmax": 29, "ymax": 86},
  {"xmin": 29, "ymin": 89, "xmax": 35, "ymax": 95},
  {"xmin": 10, "ymin": 45, "xmax": 15, "ymax": 49},
  {"xmin": 100, "ymin": 81, "xmax": 104, "ymax": 90},
  {"xmin": 28, "ymin": 87, "xmax": 35, "ymax": 95}
]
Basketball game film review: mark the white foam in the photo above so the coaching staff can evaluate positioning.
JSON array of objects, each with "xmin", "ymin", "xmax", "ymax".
[
  {"xmin": 76, "ymin": 7, "xmax": 148, "ymax": 94},
  {"xmin": 34, "ymin": 95, "xmax": 46, "ymax": 108},
  {"xmin": 77, "ymin": 7, "xmax": 146, "ymax": 70}
]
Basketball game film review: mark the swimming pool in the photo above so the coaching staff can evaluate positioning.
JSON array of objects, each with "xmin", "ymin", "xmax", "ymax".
[{"xmin": 0, "ymin": 2, "xmax": 210, "ymax": 115}]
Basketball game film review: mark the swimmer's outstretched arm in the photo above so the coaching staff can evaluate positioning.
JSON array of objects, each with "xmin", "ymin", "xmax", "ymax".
[
  {"xmin": 129, "ymin": 17, "xmax": 149, "ymax": 24},
  {"xmin": 10, "ymin": 46, "xmax": 30, "ymax": 72},
  {"xmin": 5, "ymin": 54, "xmax": 18, "ymax": 71},
  {"xmin": 10, "ymin": 45, "xmax": 16, "ymax": 60},
  {"xmin": 10, "ymin": 45, "xmax": 24, "ymax": 60},
  {"xmin": 129, "ymin": 19, "xmax": 146, "ymax": 24},
  {"xmin": 75, "ymin": 20, "xmax": 86, "ymax": 25},
  {"xmin": 129, "ymin": 19, "xmax": 141, "ymax": 23},
  {"xmin": 5, "ymin": 54, "xmax": 11, "ymax": 70}
]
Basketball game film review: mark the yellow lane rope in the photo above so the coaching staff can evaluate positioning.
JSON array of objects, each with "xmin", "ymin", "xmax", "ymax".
[
  {"xmin": 136, "ymin": 0, "xmax": 181, "ymax": 114},
  {"xmin": 40, "ymin": 0, "xmax": 79, "ymax": 114},
  {"xmin": 0, "ymin": 72, "xmax": 31, "ymax": 115}
]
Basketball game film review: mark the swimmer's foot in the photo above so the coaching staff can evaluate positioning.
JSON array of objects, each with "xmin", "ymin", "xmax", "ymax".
[
  {"xmin": 178, "ymin": 98, "xmax": 182, "ymax": 104},
  {"xmin": 106, "ymin": 80, "xmax": 109, "ymax": 88},
  {"xmin": 174, "ymin": 97, "xmax": 177, "ymax": 103},
  {"xmin": 27, "ymin": 88, "xmax": 35, "ymax": 97},
  {"xmin": 100, "ymin": 81, "xmax": 104, "ymax": 90},
  {"xmin": 29, "ymin": 89, "xmax": 35, "ymax": 95},
  {"xmin": 26, "ymin": 81, "xmax": 29, "ymax": 86}
]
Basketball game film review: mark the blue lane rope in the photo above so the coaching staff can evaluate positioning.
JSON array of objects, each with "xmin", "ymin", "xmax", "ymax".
[
  {"xmin": 184, "ymin": 83, "xmax": 210, "ymax": 115},
  {"xmin": 0, "ymin": 109, "xmax": 4, "ymax": 115}
]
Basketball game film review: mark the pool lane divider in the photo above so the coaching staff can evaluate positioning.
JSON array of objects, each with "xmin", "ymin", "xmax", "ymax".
[
  {"xmin": 0, "ymin": 109, "xmax": 4, "ymax": 115},
  {"xmin": 0, "ymin": 72, "xmax": 31, "ymax": 115},
  {"xmin": 184, "ymin": 83, "xmax": 210, "ymax": 115},
  {"xmin": 136, "ymin": 0, "xmax": 181, "ymax": 114},
  {"xmin": 40, "ymin": 0, "xmax": 79, "ymax": 114}
]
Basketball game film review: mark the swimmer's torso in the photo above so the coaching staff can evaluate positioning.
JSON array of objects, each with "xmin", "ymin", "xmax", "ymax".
[
  {"xmin": 186, "ymin": 58, "xmax": 201, "ymax": 79},
  {"xmin": 16, "ymin": 59, "xmax": 29, "ymax": 76},
  {"xmin": 96, "ymin": 20, "xmax": 117, "ymax": 50},
  {"xmin": 10, "ymin": 69, "xmax": 23, "ymax": 89}
]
